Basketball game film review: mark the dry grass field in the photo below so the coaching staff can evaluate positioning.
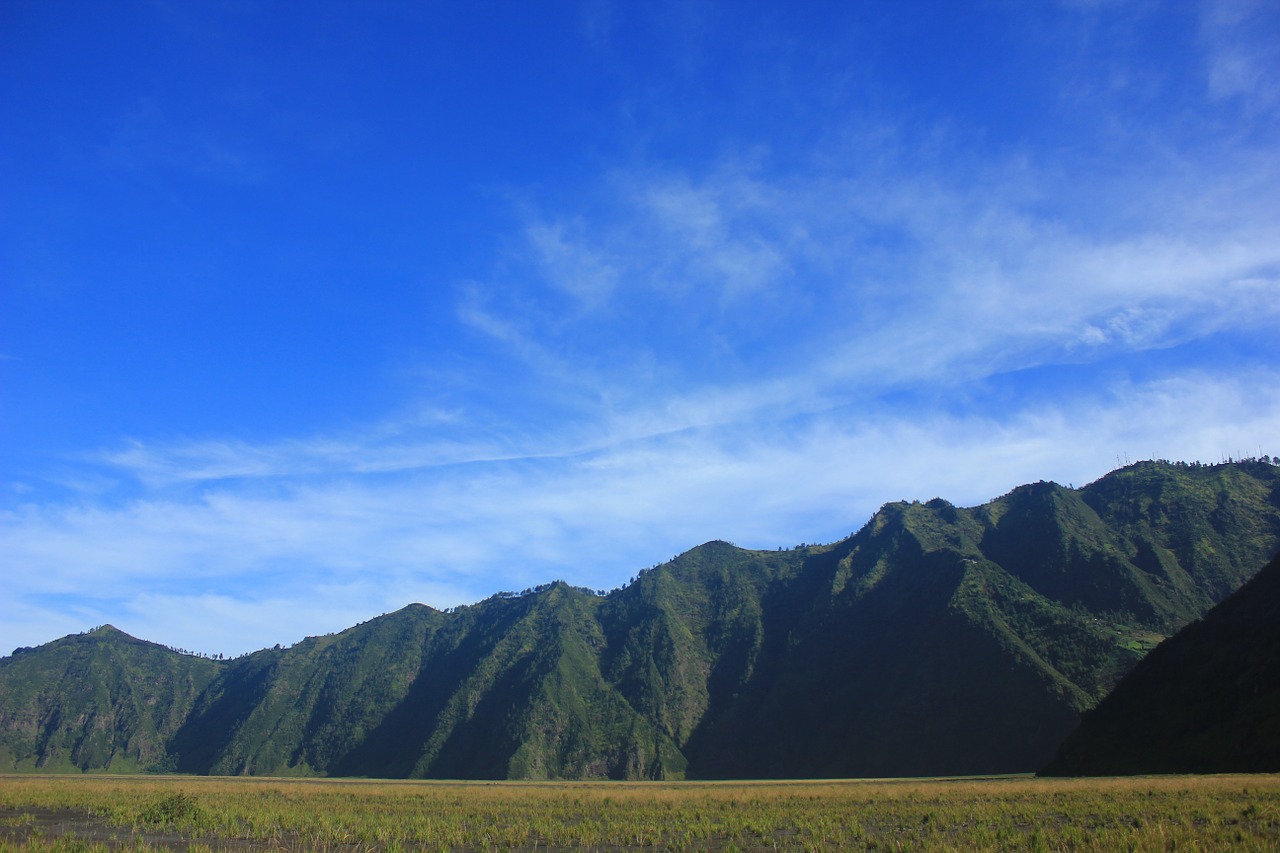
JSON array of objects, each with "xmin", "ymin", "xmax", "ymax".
[{"xmin": 1, "ymin": 773, "xmax": 1278, "ymax": 851}]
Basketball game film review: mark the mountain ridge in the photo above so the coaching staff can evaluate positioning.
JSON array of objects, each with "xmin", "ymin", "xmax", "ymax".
[{"xmin": 3, "ymin": 459, "xmax": 1278, "ymax": 779}]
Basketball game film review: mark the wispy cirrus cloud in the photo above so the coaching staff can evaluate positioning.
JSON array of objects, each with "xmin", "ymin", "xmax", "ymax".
[
  {"xmin": 5, "ymin": 361, "xmax": 1278, "ymax": 657},
  {"xmin": 465, "ymin": 130, "xmax": 1280, "ymax": 422},
  {"xmin": 1200, "ymin": 0, "xmax": 1280, "ymax": 105}
]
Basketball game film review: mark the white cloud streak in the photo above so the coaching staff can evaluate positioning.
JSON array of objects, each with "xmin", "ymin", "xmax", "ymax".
[
  {"xmin": 467, "ymin": 137, "xmax": 1280, "ymax": 432},
  {"xmin": 4, "ymin": 366, "xmax": 1277, "ymax": 657}
]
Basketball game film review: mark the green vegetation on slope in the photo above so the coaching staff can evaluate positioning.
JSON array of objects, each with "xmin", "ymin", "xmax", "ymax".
[
  {"xmin": 0, "ymin": 627, "xmax": 222, "ymax": 773},
  {"xmin": 1042, "ymin": 550, "xmax": 1280, "ymax": 776},
  {"xmin": 2, "ymin": 460, "xmax": 1278, "ymax": 779}
]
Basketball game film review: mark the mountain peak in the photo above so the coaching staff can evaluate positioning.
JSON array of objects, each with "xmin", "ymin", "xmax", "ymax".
[{"xmin": 691, "ymin": 539, "xmax": 743, "ymax": 554}]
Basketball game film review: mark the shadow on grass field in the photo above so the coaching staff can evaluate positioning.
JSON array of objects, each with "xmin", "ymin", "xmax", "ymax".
[{"xmin": 1, "ymin": 773, "xmax": 1278, "ymax": 851}]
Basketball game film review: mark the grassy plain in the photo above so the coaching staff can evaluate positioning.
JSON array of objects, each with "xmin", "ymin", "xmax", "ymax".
[{"xmin": 1, "ymin": 773, "xmax": 1278, "ymax": 851}]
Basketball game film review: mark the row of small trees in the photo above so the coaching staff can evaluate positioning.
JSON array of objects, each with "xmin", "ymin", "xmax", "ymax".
[{"xmin": 1132, "ymin": 455, "xmax": 1276, "ymax": 469}]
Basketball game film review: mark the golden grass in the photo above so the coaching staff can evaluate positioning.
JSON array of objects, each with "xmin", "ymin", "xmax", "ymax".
[{"xmin": 1, "ymin": 772, "xmax": 1278, "ymax": 851}]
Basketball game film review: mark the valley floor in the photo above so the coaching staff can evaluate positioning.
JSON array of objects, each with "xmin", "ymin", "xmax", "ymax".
[{"xmin": 1, "ymin": 773, "xmax": 1278, "ymax": 851}]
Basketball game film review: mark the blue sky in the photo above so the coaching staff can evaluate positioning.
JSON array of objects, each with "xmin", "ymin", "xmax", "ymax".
[{"xmin": 3, "ymin": 0, "xmax": 1278, "ymax": 657}]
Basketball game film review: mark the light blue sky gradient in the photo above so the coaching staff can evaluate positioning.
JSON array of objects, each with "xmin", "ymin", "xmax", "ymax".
[{"xmin": 3, "ymin": 0, "xmax": 1278, "ymax": 656}]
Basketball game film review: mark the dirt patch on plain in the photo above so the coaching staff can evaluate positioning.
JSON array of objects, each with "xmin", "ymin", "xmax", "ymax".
[{"xmin": 0, "ymin": 806, "xmax": 335, "ymax": 851}]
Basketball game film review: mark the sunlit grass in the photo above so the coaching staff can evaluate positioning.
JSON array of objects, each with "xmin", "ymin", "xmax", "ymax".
[{"xmin": 1, "ymin": 773, "xmax": 1278, "ymax": 851}]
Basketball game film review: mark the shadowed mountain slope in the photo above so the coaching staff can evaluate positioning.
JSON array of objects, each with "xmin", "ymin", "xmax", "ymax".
[
  {"xmin": 1041, "ymin": 550, "xmax": 1280, "ymax": 776},
  {"xmin": 3, "ymin": 460, "xmax": 1278, "ymax": 778}
]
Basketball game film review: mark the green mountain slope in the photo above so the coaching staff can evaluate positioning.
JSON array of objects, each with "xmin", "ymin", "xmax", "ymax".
[
  {"xmin": 0, "ymin": 626, "xmax": 222, "ymax": 772},
  {"xmin": 166, "ymin": 584, "xmax": 684, "ymax": 779},
  {"xmin": 3, "ymin": 460, "xmax": 1278, "ymax": 778},
  {"xmin": 677, "ymin": 499, "xmax": 1107, "ymax": 776},
  {"xmin": 674, "ymin": 461, "xmax": 1280, "ymax": 777},
  {"xmin": 1041, "ymin": 550, "xmax": 1280, "ymax": 776}
]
